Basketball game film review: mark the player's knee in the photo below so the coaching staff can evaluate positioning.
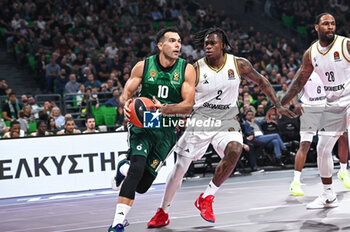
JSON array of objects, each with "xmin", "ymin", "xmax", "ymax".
[
  {"xmin": 299, "ymin": 141, "xmax": 312, "ymax": 151},
  {"xmin": 224, "ymin": 141, "xmax": 242, "ymax": 161},
  {"xmin": 128, "ymin": 155, "xmax": 146, "ymax": 181},
  {"xmin": 136, "ymin": 185, "xmax": 149, "ymax": 194}
]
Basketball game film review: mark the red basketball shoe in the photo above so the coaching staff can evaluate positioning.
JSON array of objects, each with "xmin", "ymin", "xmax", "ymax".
[
  {"xmin": 147, "ymin": 208, "xmax": 169, "ymax": 228},
  {"xmin": 194, "ymin": 193, "xmax": 215, "ymax": 223}
]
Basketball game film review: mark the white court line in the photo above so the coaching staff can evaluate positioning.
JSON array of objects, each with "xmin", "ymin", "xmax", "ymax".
[
  {"xmin": 0, "ymin": 176, "xmax": 291, "ymax": 208},
  {"xmin": 1, "ymin": 203, "xmax": 300, "ymax": 232},
  {"xmin": 212, "ymin": 216, "xmax": 350, "ymax": 229}
]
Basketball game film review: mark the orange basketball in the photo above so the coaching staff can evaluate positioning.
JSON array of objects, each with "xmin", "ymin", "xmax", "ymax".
[{"xmin": 128, "ymin": 97, "xmax": 157, "ymax": 127}]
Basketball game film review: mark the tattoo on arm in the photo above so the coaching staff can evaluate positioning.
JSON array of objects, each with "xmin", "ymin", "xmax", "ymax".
[
  {"xmin": 238, "ymin": 58, "xmax": 281, "ymax": 107},
  {"xmin": 281, "ymin": 49, "xmax": 313, "ymax": 105}
]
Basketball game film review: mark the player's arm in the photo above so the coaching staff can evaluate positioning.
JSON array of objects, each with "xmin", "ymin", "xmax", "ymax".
[
  {"xmin": 236, "ymin": 57, "xmax": 295, "ymax": 118},
  {"xmin": 291, "ymin": 96, "xmax": 304, "ymax": 116},
  {"xmin": 119, "ymin": 61, "xmax": 144, "ymax": 119},
  {"xmin": 345, "ymin": 40, "xmax": 350, "ymax": 60},
  {"xmin": 281, "ymin": 48, "xmax": 313, "ymax": 106},
  {"xmin": 157, "ymin": 64, "xmax": 196, "ymax": 115}
]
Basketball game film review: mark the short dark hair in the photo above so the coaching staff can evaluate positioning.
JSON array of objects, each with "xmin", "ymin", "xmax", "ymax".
[
  {"xmin": 85, "ymin": 116, "xmax": 95, "ymax": 124},
  {"xmin": 156, "ymin": 27, "xmax": 181, "ymax": 43},
  {"xmin": 37, "ymin": 120, "xmax": 47, "ymax": 128},
  {"xmin": 315, "ymin": 13, "xmax": 334, "ymax": 25},
  {"xmin": 10, "ymin": 120, "xmax": 20, "ymax": 128},
  {"xmin": 65, "ymin": 118, "xmax": 75, "ymax": 125}
]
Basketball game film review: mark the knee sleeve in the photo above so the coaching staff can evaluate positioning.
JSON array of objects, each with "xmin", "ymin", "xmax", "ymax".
[
  {"xmin": 317, "ymin": 135, "xmax": 339, "ymax": 178},
  {"xmin": 136, "ymin": 169, "xmax": 155, "ymax": 194},
  {"xmin": 119, "ymin": 155, "xmax": 147, "ymax": 199}
]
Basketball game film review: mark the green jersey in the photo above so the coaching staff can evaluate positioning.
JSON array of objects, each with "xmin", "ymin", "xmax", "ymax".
[{"xmin": 140, "ymin": 55, "xmax": 187, "ymax": 104}]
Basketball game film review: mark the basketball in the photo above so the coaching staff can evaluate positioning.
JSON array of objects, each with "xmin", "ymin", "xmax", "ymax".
[{"xmin": 129, "ymin": 97, "xmax": 157, "ymax": 127}]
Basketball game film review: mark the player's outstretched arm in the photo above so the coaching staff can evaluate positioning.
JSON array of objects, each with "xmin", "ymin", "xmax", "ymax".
[
  {"xmin": 159, "ymin": 64, "xmax": 196, "ymax": 115},
  {"xmin": 281, "ymin": 48, "xmax": 313, "ymax": 106},
  {"xmin": 236, "ymin": 57, "xmax": 295, "ymax": 118},
  {"xmin": 119, "ymin": 61, "xmax": 144, "ymax": 119}
]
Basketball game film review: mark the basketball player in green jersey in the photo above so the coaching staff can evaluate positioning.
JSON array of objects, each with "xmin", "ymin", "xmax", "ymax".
[{"xmin": 108, "ymin": 27, "xmax": 196, "ymax": 232}]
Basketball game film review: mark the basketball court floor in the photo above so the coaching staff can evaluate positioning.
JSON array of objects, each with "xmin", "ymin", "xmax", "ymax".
[{"xmin": 1, "ymin": 168, "xmax": 350, "ymax": 232}]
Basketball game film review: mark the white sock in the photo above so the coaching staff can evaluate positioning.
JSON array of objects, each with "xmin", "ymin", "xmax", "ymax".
[
  {"xmin": 120, "ymin": 163, "xmax": 130, "ymax": 176},
  {"xmin": 112, "ymin": 203, "xmax": 131, "ymax": 227},
  {"xmin": 323, "ymin": 184, "xmax": 334, "ymax": 198},
  {"xmin": 202, "ymin": 180, "xmax": 219, "ymax": 198},
  {"xmin": 293, "ymin": 171, "xmax": 301, "ymax": 183},
  {"xmin": 340, "ymin": 162, "xmax": 347, "ymax": 172}
]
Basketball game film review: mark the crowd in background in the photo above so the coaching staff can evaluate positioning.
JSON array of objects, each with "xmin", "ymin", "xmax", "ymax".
[{"xmin": 0, "ymin": 0, "xmax": 346, "ymax": 169}]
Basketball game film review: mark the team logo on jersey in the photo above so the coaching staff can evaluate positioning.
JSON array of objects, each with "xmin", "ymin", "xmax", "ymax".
[
  {"xmin": 149, "ymin": 77, "xmax": 154, "ymax": 82},
  {"xmin": 228, "ymin": 69, "xmax": 235, "ymax": 80},
  {"xmin": 228, "ymin": 127, "xmax": 235, "ymax": 131},
  {"xmin": 173, "ymin": 72, "xmax": 179, "ymax": 81},
  {"xmin": 150, "ymin": 70, "xmax": 157, "ymax": 77},
  {"xmin": 150, "ymin": 159, "xmax": 159, "ymax": 168},
  {"xmin": 334, "ymin": 51, "xmax": 340, "ymax": 62}
]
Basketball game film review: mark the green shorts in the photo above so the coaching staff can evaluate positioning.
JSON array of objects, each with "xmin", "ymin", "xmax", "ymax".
[{"xmin": 128, "ymin": 126, "xmax": 176, "ymax": 177}]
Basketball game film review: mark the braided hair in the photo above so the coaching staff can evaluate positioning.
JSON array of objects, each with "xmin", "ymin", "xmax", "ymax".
[{"xmin": 193, "ymin": 27, "xmax": 233, "ymax": 54}]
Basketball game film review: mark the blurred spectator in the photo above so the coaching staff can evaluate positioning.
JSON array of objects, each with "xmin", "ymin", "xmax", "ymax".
[
  {"xmin": 191, "ymin": 46, "xmax": 205, "ymax": 61},
  {"xmin": 0, "ymin": 79, "xmax": 8, "ymax": 96},
  {"xmin": 261, "ymin": 112, "xmax": 279, "ymax": 135},
  {"xmin": 244, "ymin": 110, "xmax": 286, "ymax": 166},
  {"xmin": 255, "ymin": 104, "xmax": 266, "ymax": 120},
  {"xmin": 22, "ymin": 105, "xmax": 36, "ymax": 123},
  {"xmin": 57, "ymin": 118, "xmax": 81, "ymax": 135},
  {"xmin": 30, "ymin": 120, "xmax": 52, "ymax": 136},
  {"xmin": 51, "ymin": 106, "xmax": 65, "ymax": 128},
  {"xmin": 17, "ymin": 110, "xmax": 29, "ymax": 133},
  {"xmin": 27, "ymin": 97, "xmax": 43, "ymax": 119},
  {"xmin": 2, "ymin": 121, "xmax": 25, "ymax": 138},
  {"xmin": 181, "ymin": 36, "xmax": 194, "ymax": 57},
  {"xmin": 83, "ymin": 116, "xmax": 99, "ymax": 133},
  {"xmin": 47, "ymin": 117, "xmax": 60, "ymax": 135},
  {"xmin": 45, "ymin": 58, "xmax": 61, "ymax": 93},
  {"xmin": 276, "ymin": 83, "xmax": 288, "ymax": 101},
  {"xmin": 56, "ymin": 68, "xmax": 68, "ymax": 95},
  {"xmin": 39, "ymin": 101, "xmax": 52, "ymax": 122},
  {"xmin": 65, "ymin": 74, "xmax": 80, "ymax": 95},
  {"xmin": 265, "ymin": 58, "xmax": 279, "ymax": 74},
  {"xmin": 0, "ymin": 117, "xmax": 9, "ymax": 135},
  {"xmin": 96, "ymin": 61, "xmax": 110, "ymax": 82},
  {"xmin": 2, "ymin": 92, "xmax": 22, "ymax": 121},
  {"xmin": 84, "ymin": 74, "xmax": 101, "ymax": 89},
  {"xmin": 105, "ymin": 42, "xmax": 119, "ymax": 60},
  {"xmin": 20, "ymin": 94, "xmax": 28, "ymax": 106}
]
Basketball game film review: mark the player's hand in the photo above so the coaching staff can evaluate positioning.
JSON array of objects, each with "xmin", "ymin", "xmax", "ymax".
[
  {"xmin": 152, "ymin": 96, "xmax": 162, "ymax": 108},
  {"xmin": 294, "ymin": 104, "xmax": 304, "ymax": 116},
  {"xmin": 123, "ymin": 99, "xmax": 132, "ymax": 121},
  {"xmin": 152, "ymin": 96, "xmax": 167, "ymax": 115},
  {"xmin": 267, "ymin": 106, "xmax": 297, "ymax": 119}
]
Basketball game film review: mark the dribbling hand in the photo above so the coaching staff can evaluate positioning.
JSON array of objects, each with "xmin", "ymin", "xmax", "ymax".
[{"xmin": 123, "ymin": 99, "xmax": 132, "ymax": 121}]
